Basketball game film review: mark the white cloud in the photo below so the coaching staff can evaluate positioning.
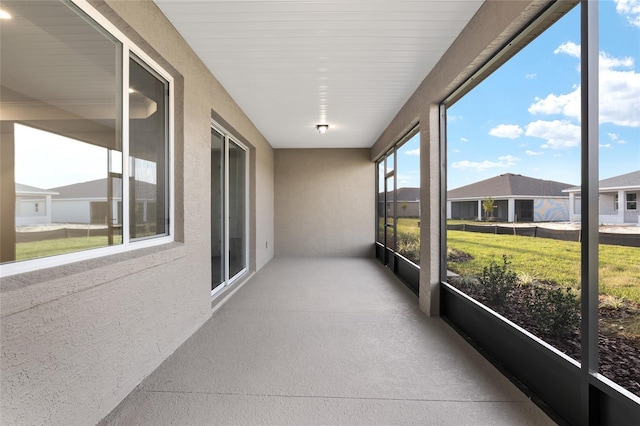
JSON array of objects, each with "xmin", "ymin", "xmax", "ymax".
[
  {"xmin": 600, "ymin": 144, "xmax": 612, "ymax": 148},
  {"xmin": 405, "ymin": 148, "xmax": 420, "ymax": 156},
  {"xmin": 528, "ymin": 87, "xmax": 580, "ymax": 118},
  {"xmin": 452, "ymin": 155, "xmax": 520, "ymax": 172},
  {"xmin": 615, "ymin": 0, "xmax": 640, "ymax": 27},
  {"xmin": 599, "ymin": 56, "xmax": 640, "ymax": 126},
  {"xmin": 489, "ymin": 124, "xmax": 524, "ymax": 139},
  {"xmin": 528, "ymin": 46, "xmax": 640, "ymax": 127},
  {"xmin": 526, "ymin": 73, "xmax": 537, "ymax": 80},
  {"xmin": 397, "ymin": 172, "xmax": 420, "ymax": 188},
  {"xmin": 600, "ymin": 52, "xmax": 634, "ymax": 69},
  {"xmin": 460, "ymin": 137, "xmax": 468, "ymax": 143},
  {"xmin": 554, "ymin": 41, "xmax": 581, "ymax": 58},
  {"xmin": 525, "ymin": 120, "xmax": 580, "ymax": 149},
  {"xmin": 451, "ymin": 160, "xmax": 500, "ymax": 171},
  {"xmin": 608, "ymin": 132, "xmax": 628, "ymax": 144},
  {"xmin": 498, "ymin": 155, "xmax": 520, "ymax": 164},
  {"xmin": 525, "ymin": 150, "xmax": 544, "ymax": 156},
  {"xmin": 452, "ymin": 148, "xmax": 461, "ymax": 153}
]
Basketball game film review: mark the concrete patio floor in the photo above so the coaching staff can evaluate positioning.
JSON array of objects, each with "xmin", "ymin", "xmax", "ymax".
[{"xmin": 100, "ymin": 257, "xmax": 555, "ymax": 425}]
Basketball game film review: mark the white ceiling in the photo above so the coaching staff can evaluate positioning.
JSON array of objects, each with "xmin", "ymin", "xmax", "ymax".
[{"xmin": 153, "ymin": 0, "xmax": 484, "ymax": 148}]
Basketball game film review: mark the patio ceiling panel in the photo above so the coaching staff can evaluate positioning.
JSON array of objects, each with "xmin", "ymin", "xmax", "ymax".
[{"xmin": 153, "ymin": 0, "xmax": 484, "ymax": 148}]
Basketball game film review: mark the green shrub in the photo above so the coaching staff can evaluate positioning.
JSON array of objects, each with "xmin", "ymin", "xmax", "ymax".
[
  {"xmin": 528, "ymin": 286, "xmax": 580, "ymax": 337},
  {"xmin": 478, "ymin": 255, "xmax": 517, "ymax": 305}
]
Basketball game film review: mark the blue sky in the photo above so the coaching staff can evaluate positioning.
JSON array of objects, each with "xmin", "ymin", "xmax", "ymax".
[{"xmin": 398, "ymin": 0, "xmax": 640, "ymax": 191}]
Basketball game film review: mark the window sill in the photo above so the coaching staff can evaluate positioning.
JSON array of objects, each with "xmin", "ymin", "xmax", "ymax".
[{"xmin": 1, "ymin": 241, "xmax": 186, "ymax": 318}]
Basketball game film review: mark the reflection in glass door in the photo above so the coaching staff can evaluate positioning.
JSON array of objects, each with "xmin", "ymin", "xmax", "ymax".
[
  {"xmin": 383, "ymin": 148, "xmax": 396, "ymax": 268},
  {"xmin": 228, "ymin": 140, "xmax": 246, "ymax": 278},
  {"xmin": 377, "ymin": 160, "xmax": 385, "ymax": 246},
  {"xmin": 211, "ymin": 128, "xmax": 225, "ymax": 293},
  {"xmin": 211, "ymin": 125, "xmax": 248, "ymax": 296},
  {"xmin": 384, "ymin": 174, "xmax": 396, "ymax": 268}
]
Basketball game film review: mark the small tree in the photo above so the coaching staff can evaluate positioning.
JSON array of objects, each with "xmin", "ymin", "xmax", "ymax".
[{"xmin": 482, "ymin": 197, "xmax": 495, "ymax": 221}]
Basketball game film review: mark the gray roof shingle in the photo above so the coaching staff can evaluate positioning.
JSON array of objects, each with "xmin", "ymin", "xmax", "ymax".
[
  {"xmin": 598, "ymin": 170, "xmax": 640, "ymax": 189},
  {"xmin": 50, "ymin": 178, "xmax": 158, "ymax": 200},
  {"xmin": 447, "ymin": 173, "xmax": 574, "ymax": 199},
  {"xmin": 379, "ymin": 187, "xmax": 421, "ymax": 202},
  {"xmin": 15, "ymin": 183, "xmax": 59, "ymax": 196},
  {"xmin": 565, "ymin": 170, "xmax": 640, "ymax": 192}
]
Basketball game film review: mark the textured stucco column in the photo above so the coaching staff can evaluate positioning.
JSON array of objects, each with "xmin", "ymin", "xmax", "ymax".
[
  {"xmin": 508, "ymin": 198, "xmax": 515, "ymax": 222},
  {"xmin": 569, "ymin": 192, "xmax": 576, "ymax": 221},
  {"xmin": 45, "ymin": 194, "xmax": 53, "ymax": 224},
  {"xmin": 618, "ymin": 190, "xmax": 625, "ymax": 221},
  {"xmin": 419, "ymin": 104, "xmax": 441, "ymax": 317}
]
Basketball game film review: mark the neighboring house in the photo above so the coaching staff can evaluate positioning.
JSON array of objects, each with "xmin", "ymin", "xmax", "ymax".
[
  {"xmin": 379, "ymin": 187, "xmax": 420, "ymax": 218},
  {"xmin": 50, "ymin": 178, "xmax": 121, "ymax": 225},
  {"xmin": 447, "ymin": 173, "xmax": 573, "ymax": 222},
  {"xmin": 50, "ymin": 178, "xmax": 157, "ymax": 225},
  {"xmin": 564, "ymin": 170, "xmax": 640, "ymax": 225},
  {"xmin": 396, "ymin": 187, "xmax": 420, "ymax": 217},
  {"xmin": 15, "ymin": 184, "xmax": 58, "ymax": 226}
]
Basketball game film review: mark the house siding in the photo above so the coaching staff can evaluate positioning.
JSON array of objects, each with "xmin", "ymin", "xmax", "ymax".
[
  {"xmin": 533, "ymin": 198, "xmax": 570, "ymax": 222},
  {"xmin": 16, "ymin": 197, "xmax": 48, "ymax": 225}
]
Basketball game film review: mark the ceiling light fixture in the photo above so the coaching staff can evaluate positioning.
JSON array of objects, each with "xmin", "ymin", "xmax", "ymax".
[
  {"xmin": 316, "ymin": 124, "xmax": 329, "ymax": 134},
  {"xmin": 0, "ymin": 8, "xmax": 12, "ymax": 19}
]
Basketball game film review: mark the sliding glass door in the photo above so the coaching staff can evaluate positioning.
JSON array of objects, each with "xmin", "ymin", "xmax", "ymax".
[
  {"xmin": 211, "ymin": 125, "xmax": 248, "ymax": 296},
  {"xmin": 211, "ymin": 128, "xmax": 225, "ymax": 293},
  {"xmin": 228, "ymin": 140, "xmax": 246, "ymax": 278}
]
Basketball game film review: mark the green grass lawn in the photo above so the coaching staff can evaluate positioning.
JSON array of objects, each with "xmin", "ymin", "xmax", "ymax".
[
  {"xmin": 397, "ymin": 217, "xmax": 420, "ymax": 234},
  {"xmin": 447, "ymin": 230, "xmax": 640, "ymax": 303},
  {"xmin": 17, "ymin": 236, "xmax": 122, "ymax": 261},
  {"xmin": 378, "ymin": 218, "xmax": 638, "ymax": 303}
]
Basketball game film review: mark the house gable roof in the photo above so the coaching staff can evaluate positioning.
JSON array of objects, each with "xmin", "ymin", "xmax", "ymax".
[
  {"xmin": 447, "ymin": 173, "xmax": 574, "ymax": 199},
  {"xmin": 564, "ymin": 170, "xmax": 640, "ymax": 192},
  {"xmin": 50, "ymin": 178, "xmax": 157, "ymax": 200},
  {"xmin": 599, "ymin": 170, "xmax": 640, "ymax": 190},
  {"xmin": 15, "ymin": 183, "xmax": 59, "ymax": 196},
  {"xmin": 378, "ymin": 187, "xmax": 421, "ymax": 202},
  {"xmin": 50, "ymin": 179, "xmax": 114, "ymax": 199},
  {"xmin": 396, "ymin": 187, "xmax": 420, "ymax": 202}
]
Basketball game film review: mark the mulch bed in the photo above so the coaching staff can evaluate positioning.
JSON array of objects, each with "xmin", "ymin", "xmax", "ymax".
[{"xmin": 448, "ymin": 279, "xmax": 640, "ymax": 397}]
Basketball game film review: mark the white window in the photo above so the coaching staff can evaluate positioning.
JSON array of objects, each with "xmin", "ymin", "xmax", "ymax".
[{"xmin": 0, "ymin": 0, "xmax": 173, "ymax": 276}]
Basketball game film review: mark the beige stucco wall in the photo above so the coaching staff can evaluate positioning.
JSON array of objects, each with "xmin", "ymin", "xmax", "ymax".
[
  {"xmin": 274, "ymin": 149, "xmax": 374, "ymax": 257},
  {"xmin": 1, "ymin": 0, "xmax": 565, "ymax": 423},
  {"xmin": 0, "ymin": 0, "xmax": 274, "ymax": 424}
]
